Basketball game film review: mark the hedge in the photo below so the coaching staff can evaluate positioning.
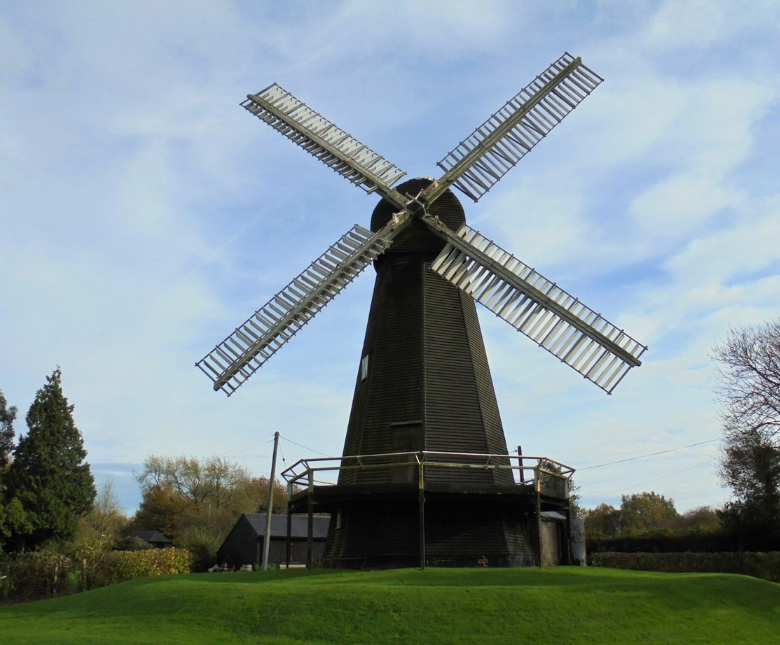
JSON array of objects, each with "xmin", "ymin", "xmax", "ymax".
[
  {"xmin": 587, "ymin": 530, "xmax": 739, "ymax": 554},
  {"xmin": 591, "ymin": 551, "xmax": 780, "ymax": 583},
  {"xmin": 0, "ymin": 548, "xmax": 193, "ymax": 604}
]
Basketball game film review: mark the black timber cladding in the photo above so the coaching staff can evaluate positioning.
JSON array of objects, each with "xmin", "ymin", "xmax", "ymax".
[
  {"xmin": 339, "ymin": 178, "xmax": 511, "ymax": 486},
  {"xmin": 324, "ymin": 179, "xmax": 532, "ymax": 566},
  {"xmin": 217, "ymin": 513, "xmax": 330, "ymax": 568}
]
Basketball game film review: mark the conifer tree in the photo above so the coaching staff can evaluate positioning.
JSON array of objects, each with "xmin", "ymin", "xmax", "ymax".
[
  {"xmin": 5, "ymin": 369, "xmax": 95, "ymax": 549},
  {"xmin": 0, "ymin": 388, "xmax": 16, "ymax": 469}
]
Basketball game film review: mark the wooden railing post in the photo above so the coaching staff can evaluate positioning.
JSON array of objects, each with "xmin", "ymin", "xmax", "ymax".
[
  {"xmin": 535, "ymin": 465, "xmax": 543, "ymax": 569},
  {"xmin": 306, "ymin": 469, "xmax": 314, "ymax": 569},
  {"xmin": 418, "ymin": 451, "xmax": 426, "ymax": 570},
  {"xmin": 286, "ymin": 481, "xmax": 293, "ymax": 569}
]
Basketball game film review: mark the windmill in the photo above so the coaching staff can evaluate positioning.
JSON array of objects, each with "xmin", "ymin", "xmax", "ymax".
[{"xmin": 198, "ymin": 53, "xmax": 646, "ymax": 568}]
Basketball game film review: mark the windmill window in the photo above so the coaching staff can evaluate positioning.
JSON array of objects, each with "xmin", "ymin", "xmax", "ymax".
[{"xmin": 360, "ymin": 354, "xmax": 369, "ymax": 381}]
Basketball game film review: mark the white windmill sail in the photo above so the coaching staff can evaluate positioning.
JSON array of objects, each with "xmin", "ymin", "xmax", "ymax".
[
  {"xmin": 197, "ymin": 224, "xmax": 397, "ymax": 396},
  {"xmin": 242, "ymin": 84, "xmax": 407, "ymax": 205},
  {"xmin": 433, "ymin": 53, "xmax": 603, "ymax": 203},
  {"xmin": 429, "ymin": 223, "xmax": 646, "ymax": 394}
]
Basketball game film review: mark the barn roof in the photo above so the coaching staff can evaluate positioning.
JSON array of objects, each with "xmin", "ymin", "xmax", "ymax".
[
  {"xmin": 130, "ymin": 530, "xmax": 172, "ymax": 544},
  {"xmin": 243, "ymin": 513, "xmax": 329, "ymax": 539}
]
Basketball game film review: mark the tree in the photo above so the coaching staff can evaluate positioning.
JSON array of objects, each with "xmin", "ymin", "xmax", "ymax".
[
  {"xmin": 620, "ymin": 492, "xmax": 677, "ymax": 533},
  {"xmin": 75, "ymin": 480, "xmax": 128, "ymax": 551},
  {"xmin": 4, "ymin": 369, "xmax": 96, "ymax": 549},
  {"xmin": 713, "ymin": 321, "xmax": 780, "ymax": 548},
  {"xmin": 583, "ymin": 503, "xmax": 621, "ymax": 540},
  {"xmin": 0, "ymin": 388, "xmax": 17, "ymax": 469},
  {"xmin": 713, "ymin": 321, "xmax": 780, "ymax": 441},
  {"xmin": 717, "ymin": 430, "xmax": 780, "ymax": 549},
  {"xmin": 130, "ymin": 455, "xmax": 290, "ymax": 552},
  {"xmin": 128, "ymin": 483, "xmax": 194, "ymax": 538},
  {"xmin": 137, "ymin": 455, "xmax": 250, "ymax": 514}
]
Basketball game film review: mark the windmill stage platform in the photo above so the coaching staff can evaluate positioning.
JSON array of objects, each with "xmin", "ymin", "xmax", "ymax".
[{"xmin": 282, "ymin": 452, "xmax": 574, "ymax": 569}]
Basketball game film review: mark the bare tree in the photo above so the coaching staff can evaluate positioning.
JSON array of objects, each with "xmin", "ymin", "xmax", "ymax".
[
  {"xmin": 136, "ymin": 456, "xmax": 250, "ymax": 513},
  {"xmin": 713, "ymin": 320, "xmax": 780, "ymax": 443},
  {"xmin": 713, "ymin": 320, "xmax": 780, "ymax": 548}
]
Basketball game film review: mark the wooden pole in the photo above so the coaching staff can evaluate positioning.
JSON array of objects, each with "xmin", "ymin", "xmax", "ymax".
[
  {"xmin": 286, "ymin": 482, "xmax": 293, "ymax": 569},
  {"xmin": 307, "ymin": 469, "xmax": 314, "ymax": 569},
  {"xmin": 418, "ymin": 451, "xmax": 426, "ymax": 570},
  {"xmin": 262, "ymin": 431, "xmax": 280, "ymax": 571},
  {"xmin": 535, "ymin": 467, "xmax": 543, "ymax": 569},
  {"xmin": 517, "ymin": 445, "xmax": 524, "ymax": 483}
]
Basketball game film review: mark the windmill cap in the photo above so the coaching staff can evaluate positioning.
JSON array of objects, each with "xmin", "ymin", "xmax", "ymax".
[{"xmin": 371, "ymin": 178, "xmax": 466, "ymax": 255}]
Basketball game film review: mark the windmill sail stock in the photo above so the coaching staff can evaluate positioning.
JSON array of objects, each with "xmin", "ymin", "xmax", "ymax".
[
  {"xmin": 199, "ymin": 51, "xmax": 646, "ymax": 397},
  {"xmin": 430, "ymin": 52, "xmax": 603, "ymax": 204},
  {"xmin": 428, "ymin": 223, "xmax": 646, "ymax": 394},
  {"xmin": 197, "ymin": 224, "xmax": 401, "ymax": 396},
  {"xmin": 242, "ymin": 84, "xmax": 407, "ymax": 207}
]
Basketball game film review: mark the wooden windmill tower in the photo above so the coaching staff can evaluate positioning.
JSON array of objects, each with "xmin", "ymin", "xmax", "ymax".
[{"xmin": 198, "ymin": 53, "xmax": 647, "ymax": 568}]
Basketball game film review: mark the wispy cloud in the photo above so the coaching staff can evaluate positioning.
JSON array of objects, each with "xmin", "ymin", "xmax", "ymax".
[{"xmin": 2, "ymin": 0, "xmax": 779, "ymax": 513}]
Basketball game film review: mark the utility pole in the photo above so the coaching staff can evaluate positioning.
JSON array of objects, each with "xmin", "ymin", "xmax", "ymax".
[{"xmin": 262, "ymin": 431, "xmax": 280, "ymax": 571}]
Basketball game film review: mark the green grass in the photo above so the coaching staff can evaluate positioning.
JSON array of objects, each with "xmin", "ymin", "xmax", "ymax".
[{"xmin": 1, "ymin": 567, "xmax": 778, "ymax": 644}]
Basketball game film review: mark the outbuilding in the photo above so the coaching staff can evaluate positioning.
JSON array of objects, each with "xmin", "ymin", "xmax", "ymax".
[
  {"xmin": 217, "ymin": 513, "xmax": 330, "ymax": 569},
  {"xmin": 129, "ymin": 530, "xmax": 173, "ymax": 549}
]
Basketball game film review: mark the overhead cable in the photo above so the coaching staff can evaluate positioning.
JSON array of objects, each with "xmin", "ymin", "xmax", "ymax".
[{"xmin": 578, "ymin": 439, "xmax": 719, "ymax": 471}]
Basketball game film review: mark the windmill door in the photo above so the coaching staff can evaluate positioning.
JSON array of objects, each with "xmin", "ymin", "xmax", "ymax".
[{"xmin": 391, "ymin": 422, "xmax": 423, "ymax": 484}]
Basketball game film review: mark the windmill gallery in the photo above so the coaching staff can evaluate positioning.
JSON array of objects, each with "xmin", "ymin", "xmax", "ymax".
[{"xmin": 197, "ymin": 53, "xmax": 647, "ymax": 569}]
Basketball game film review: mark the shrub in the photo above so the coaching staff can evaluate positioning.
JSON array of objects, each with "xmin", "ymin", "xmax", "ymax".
[
  {"xmin": 587, "ymin": 528, "xmax": 738, "ymax": 554},
  {"xmin": 591, "ymin": 551, "xmax": 780, "ymax": 583},
  {"xmin": 0, "ymin": 552, "xmax": 74, "ymax": 604},
  {"xmin": 0, "ymin": 548, "xmax": 192, "ymax": 605}
]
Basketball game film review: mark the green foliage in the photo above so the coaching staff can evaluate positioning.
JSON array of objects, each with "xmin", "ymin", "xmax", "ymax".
[
  {"xmin": 591, "ymin": 551, "xmax": 780, "ymax": 583},
  {"xmin": 582, "ymin": 503, "xmax": 622, "ymax": 541},
  {"xmin": 115, "ymin": 536, "xmax": 152, "ymax": 551},
  {"xmin": 0, "ymin": 548, "xmax": 192, "ymax": 604},
  {"xmin": 177, "ymin": 526, "xmax": 221, "ymax": 573},
  {"xmin": 129, "ymin": 455, "xmax": 289, "ymax": 560},
  {"xmin": 71, "ymin": 481, "xmax": 128, "ymax": 552},
  {"xmin": 0, "ymin": 388, "xmax": 16, "ymax": 469},
  {"xmin": 583, "ymin": 491, "xmax": 680, "ymax": 541},
  {"xmin": 587, "ymin": 527, "xmax": 737, "ymax": 554},
  {"xmin": 0, "ymin": 498, "xmax": 31, "ymax": 554},
  {"xmin": 619, "ymin": 491, "xmax": 678, "ymax": 534},
  {"xmin": 1, "ymin": 568, "xmax": 780, "ymax": 643},
  {"xmin": 83, "ymin": 548, "xmax": 193, "ymax": 589},
  {"xmin": 717, "ymin": 431, "xmax": 780, "ymax": 549},
  {"xmin": 129, "ymin": 483, "xmax": 193, "ymax": 538},
  {"xmin": 4, "ymin": 369, "xmax": 96, "ymax": 550}
]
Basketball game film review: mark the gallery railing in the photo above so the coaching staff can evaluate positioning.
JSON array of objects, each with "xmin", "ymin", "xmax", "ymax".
[
  {"xmin": 280, "ymin": 451, "xmax": 575, "ymax": 570},
  {"xmin": 281, "ymin": 451, "xmax": 574, "ymax": 499}
]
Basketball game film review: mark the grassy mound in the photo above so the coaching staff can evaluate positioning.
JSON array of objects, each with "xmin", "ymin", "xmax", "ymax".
[{"xmin": 1, "ymin": 567, "xmax": 778, "ymax": 644}]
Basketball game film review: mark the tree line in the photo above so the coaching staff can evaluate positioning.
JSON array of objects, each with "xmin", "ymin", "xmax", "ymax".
[
  {"xmin": 1, "ymin": 369, "xmax": 289, "ymax": 572},
  {"xmin": 583, "ymin": 317, "xmax": 780, "ymax": 552}
]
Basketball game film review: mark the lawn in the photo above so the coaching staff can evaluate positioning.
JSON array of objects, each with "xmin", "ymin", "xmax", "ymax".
[{"xmin": 1, "ymin": 566, "xmax": 778, "ymax": 644}]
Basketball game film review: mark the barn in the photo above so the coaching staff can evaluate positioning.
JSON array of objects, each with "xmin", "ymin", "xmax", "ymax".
[{"xmin": 217, "ymin": 513, "xmax": 330, "ymax": 569}]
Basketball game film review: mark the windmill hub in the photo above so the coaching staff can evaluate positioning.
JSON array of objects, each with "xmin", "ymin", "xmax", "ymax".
[{"xmin": 371, "ymin": 178, "xmax": 465, "ymax": 256}]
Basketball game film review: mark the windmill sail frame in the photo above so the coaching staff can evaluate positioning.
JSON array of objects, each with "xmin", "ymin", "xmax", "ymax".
[{"xmin": 428, "ymin": 221, "xmax": 646, "ymax": 394}]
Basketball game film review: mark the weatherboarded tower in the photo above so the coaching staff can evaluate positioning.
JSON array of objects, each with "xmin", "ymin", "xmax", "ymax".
[{"xmin": 198, "ymin": 53, "xmax": 646, "ymax": 568}]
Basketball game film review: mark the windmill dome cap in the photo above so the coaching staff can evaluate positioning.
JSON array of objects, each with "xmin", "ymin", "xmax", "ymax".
[{"xmin": 370, "ymin": 177, "xmax": 466, "ymax": 234}]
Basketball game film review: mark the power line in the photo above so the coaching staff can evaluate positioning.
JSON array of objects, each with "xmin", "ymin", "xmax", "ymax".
[
  {"xmin": 280, "ymin": 435, "xmax": 332, "ymax": 458},
  {"xmin": 220, "ymin": 435, "xmax": 275, "ymax": 458},
  {"xmin": 578, "ymin": 439, "xmax": 718, "ymax": 471},
  {"xmin": 581, "ymin": 458, "xmax": 715, "ymax": 501}
]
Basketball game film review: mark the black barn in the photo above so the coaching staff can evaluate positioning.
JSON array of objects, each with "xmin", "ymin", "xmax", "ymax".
[{"xmin": 217, "ymin": 513, "xmax": 330, "ymax": 569}]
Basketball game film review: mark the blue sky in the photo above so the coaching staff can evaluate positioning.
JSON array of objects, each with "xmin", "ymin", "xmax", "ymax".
[{"xmin": 2, "ymin": 1, "xmax": 779, "ymax": 513}]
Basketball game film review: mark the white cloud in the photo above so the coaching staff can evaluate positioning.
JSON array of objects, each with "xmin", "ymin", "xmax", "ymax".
[{"xmin": 2, "ymin": 0, "xmax": 780, "ymax": 516}]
